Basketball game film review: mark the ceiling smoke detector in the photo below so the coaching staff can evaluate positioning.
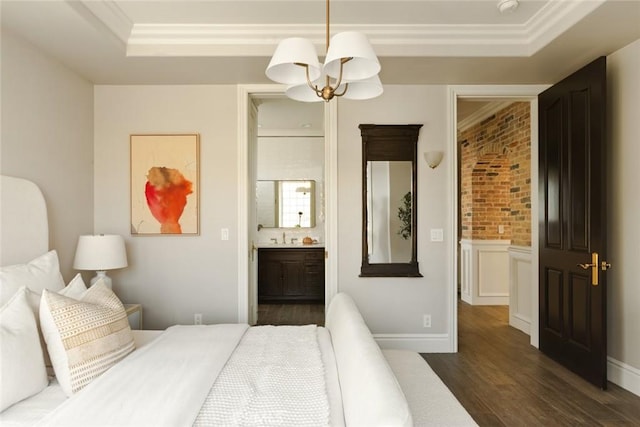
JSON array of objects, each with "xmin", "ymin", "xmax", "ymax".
[{"xmin": 497, "ymin": 0, "xmax": 519, "ymax": 14}]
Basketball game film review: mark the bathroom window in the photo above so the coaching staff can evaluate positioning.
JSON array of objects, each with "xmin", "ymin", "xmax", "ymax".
[
  {"xmin": 256, "ymin": 180, "xmax": 316, "ymax": 228},
  {"xmin": 279, "ymin": 181, "xmax": 314, "ymax": 227}
]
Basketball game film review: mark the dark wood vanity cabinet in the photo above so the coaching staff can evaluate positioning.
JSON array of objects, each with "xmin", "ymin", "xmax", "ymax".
[{"xmin": 258, "ymin": 247, "xmax": 325, "ymax": 303}]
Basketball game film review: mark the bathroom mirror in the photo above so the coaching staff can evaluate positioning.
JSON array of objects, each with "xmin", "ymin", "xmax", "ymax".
[
  {"xmin": 360, "ymin": 124, "xmax": 422, "ymax": 277},
  {"xmin": 257, "ymin": 180, "xmax": 316, "ymax": 228}
]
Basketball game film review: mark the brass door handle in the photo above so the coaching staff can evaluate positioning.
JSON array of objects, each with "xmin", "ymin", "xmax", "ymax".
[
  {"xmin": 577, "ymin": 263, "xmax": 596, "ymax": 270},
  {"xmin": 576, "ymin": 253, "xmax": 611, "ymax": 286},
  {"xmin": 577, "ymin": 253, "xmax": 599, "ymax": 286},
  {"xmin": 251, "ymin": 241, "xmax": 257, "ymax": 262}
]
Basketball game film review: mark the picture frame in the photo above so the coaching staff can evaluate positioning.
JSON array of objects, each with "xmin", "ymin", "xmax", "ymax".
[{"xmin": 130, "ymin": 134, "xmax": 199, "ymax": 235}]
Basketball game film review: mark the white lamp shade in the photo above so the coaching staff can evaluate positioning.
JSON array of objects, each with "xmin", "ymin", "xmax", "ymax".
[
  {"xmin": 323, "ymin": 32, "xmax": 380, "ymax": 81},
  {"xmin": 73, "ymin": 235, "xmax": 128, "ymax": 271},
  {"xmin": 265, "ymin": 37, "xmax": 322, "ymax": 85},
  {"xmin": 341, "ymin": 75, "xmax": 384, "ymax": 100},
  {"xmin": 285, "ymin": 83, "xmax": 325, "ymax": 102}
]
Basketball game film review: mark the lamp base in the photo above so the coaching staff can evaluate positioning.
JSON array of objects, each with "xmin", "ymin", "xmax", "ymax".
[{"xmin": 90, "ymin": 271, "xmax": 113, "ymax": 289}]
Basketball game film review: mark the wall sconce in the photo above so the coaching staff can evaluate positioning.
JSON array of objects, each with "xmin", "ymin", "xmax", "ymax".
[
  {"xmin": 73, "ymin": 234, "xmax": 128, "ymax": 289},
  {"xmin": 424, "ymin": 151, "xmax": 444, "ymax": 169}
]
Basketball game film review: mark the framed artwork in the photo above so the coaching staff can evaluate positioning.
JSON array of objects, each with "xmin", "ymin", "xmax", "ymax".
[{"xmin": 130, "ymin": 134, "xmax": 199, "ymax": 235}]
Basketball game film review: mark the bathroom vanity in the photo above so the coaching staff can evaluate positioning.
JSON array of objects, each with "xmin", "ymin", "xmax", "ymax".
[{"xmin": 258, "ymin": 246, "xmax": 325, "ymax": 303}]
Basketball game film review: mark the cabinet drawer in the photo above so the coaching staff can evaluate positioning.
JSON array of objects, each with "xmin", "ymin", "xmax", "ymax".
[{"xmin": 304, "ymin": 249, "xmax": 325, "ymax": 260}]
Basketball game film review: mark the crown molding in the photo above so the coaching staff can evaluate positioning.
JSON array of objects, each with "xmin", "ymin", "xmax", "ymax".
[
  {"xmin": 80, "ymin": 0, "xmax": 606, "ymax": 58},
  {"xmin": 457, "ymin": 101, "xmax": 513, "ymax": 132},
  {"xmin": 525, "ymin": 0, "xmax": 606, "ymax": 55},
  {"xmin": 125, "ymin": 23, "xmax": 531, "ymax": 57},
  {"xmin": 69, "ymin": 1, "xmax": 133, "ymax": 48}
]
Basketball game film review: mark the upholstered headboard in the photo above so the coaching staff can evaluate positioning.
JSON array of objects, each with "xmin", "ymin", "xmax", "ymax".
[{"xmin": 0, "ymin": 175, "xmax": 49, "ymax": 266}]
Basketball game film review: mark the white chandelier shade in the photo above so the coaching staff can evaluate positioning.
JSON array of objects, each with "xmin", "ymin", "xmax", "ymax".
[
  {"xmin": 265, "ymin": 37, "xmax": 322, "ymax": 85},
  {"xmin": 285, "ymin": 74, "xmax": 383, "ymax": 103},
  {"xmin": 323, "ymin": 31, "xmax": 381, "ymax": 80},
  {"xmin": 285, "ymin": 81, "xmax": 328, "ymax": 103},
  {"xmin": 341, "ymin": 75, "xmax": 384, "ymax": 100}
]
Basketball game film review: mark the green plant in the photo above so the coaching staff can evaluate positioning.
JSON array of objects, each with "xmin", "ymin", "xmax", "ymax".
[{"xmin": 397, "ymin": 191, "xmax": 412, "ymax": 240}]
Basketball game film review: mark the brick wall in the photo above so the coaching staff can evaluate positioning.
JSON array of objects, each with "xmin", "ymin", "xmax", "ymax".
[{"xmin": 459, "ymin": 102, "xmax": 531, "ymax": 246}]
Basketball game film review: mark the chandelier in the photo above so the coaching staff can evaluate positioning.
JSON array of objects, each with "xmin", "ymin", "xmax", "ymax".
[{"xmin": 265, "ymin": 0, "xmax": 383, "ymax": 102}]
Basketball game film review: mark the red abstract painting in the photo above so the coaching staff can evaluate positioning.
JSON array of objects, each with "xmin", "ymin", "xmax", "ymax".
[
  {"xmin": 145, "ymin": 167, "xmax": 193, "ymax": 233},
  {"xmin": 130, "ymin": 134, "xmax": 199, "ymax": 235}
]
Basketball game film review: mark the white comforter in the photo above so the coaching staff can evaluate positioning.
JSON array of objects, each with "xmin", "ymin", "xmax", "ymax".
[{"xmin": 38, "ymin": 323, "xmax": 333, "ymax": 427}]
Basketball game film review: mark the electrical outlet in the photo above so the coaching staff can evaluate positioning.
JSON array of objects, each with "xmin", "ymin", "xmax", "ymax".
[
  {"xmin": 194, "ymin": 313, "xmax": 203, "ymax": 325},
  {"xmin": 423, "ymin": 314, "xmax": 432, "ymax": 328}
]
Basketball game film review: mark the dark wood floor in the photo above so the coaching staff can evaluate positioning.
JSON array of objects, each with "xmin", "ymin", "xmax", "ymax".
[
  {"xmin": 422, "ymin": 302, "xmax": 640, "ymax": 426},
  {"xmin": 257, "ymin": 303, "xmax": 325, "ymax": 326}
]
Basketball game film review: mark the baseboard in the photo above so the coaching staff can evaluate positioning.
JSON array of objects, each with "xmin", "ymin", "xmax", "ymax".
[
  {"xmin": 509, "ymin": 313, "xmax": 530, "ymax": 335},
  {"xmin": 608, "ymin": 356, "xmax": 640, "ymax": 397},
  {"xmin": 373, "ymin": 333, "xmax": 452, "ymax": 353}
]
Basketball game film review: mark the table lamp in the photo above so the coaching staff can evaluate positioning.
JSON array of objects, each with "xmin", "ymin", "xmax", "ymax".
[{"xmin": 73, "ymin": 234, "xmax": 128, "ymax": 289}]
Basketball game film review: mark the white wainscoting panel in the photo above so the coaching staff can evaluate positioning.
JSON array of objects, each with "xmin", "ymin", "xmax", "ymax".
[
  {"xmin": 460, "ymin": 239, "xmax": 510, "ymax": 305},
  {"xmin": 508, "ymin": 245, "xmax": 532, "ymax": 335}
]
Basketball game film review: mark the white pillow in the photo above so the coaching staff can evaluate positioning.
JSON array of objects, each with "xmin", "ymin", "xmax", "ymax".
[
  {"xmin": 0, "ymin": 250, "xmax": 65, "ymax": 306},
  {"xmin": 325, "ymin": 293, "xmax": 412, "ymax": 427},
  {"xmin": 40, "ymin": 280, "xmax": 135, "ymax": 396},
  {"xmin": 0, "ymin": 287, "xmax": 49, "ymax": 411},
  {"xmin": 58, "ymin": 273, "xmax": 88, "ymax": 299},
  {"xmin": 24, "ymin": 274, "xmax": 88, "ymax": 373}
]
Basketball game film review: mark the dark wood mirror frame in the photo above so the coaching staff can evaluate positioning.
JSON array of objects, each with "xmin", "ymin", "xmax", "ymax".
[{"xmin": 359, "ymin": 124, "xmax": 423, "ymax": 277}]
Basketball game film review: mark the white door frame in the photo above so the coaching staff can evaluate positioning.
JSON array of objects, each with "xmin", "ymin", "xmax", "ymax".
[
  {"xmin": 448, "ymin": 85, "xmax": 549, "ymax": 350},
  {"xmin": 237, "ymin": 85, "xmax": 339, "ymax": 323}
]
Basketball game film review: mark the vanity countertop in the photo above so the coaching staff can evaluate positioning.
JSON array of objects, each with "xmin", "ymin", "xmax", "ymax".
[{"xmin": 257, "ymin": 243, "xmax": 324, "ymax": 249}]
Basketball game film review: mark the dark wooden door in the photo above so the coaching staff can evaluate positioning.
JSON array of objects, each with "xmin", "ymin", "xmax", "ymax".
[{"xmin": 539, "ymin": 56, "xmax": 609, "ymax": 389}]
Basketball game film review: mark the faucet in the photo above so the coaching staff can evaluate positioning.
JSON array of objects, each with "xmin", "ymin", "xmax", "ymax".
[
  {"xmin": 282, "ymin": 232, "xmax": 286, "ymax": 244},
  {"xmin": 291, "ymin": 238, "xmax": 298, "ymax": 245},
  {"xmin": 270, "ymin": 238, "xmax": 278, "ymax": 244}
]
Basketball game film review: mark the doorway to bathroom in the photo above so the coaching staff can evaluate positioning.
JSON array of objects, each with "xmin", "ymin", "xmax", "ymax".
[{"xmin": 252, "ymin": 96, "xmax": 326, "ymax": 326}]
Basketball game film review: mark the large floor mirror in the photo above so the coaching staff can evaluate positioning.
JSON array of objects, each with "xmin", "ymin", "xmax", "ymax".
[{"xmin": 359, "ymin": 124, "xmax": 422, "ymax": 277}]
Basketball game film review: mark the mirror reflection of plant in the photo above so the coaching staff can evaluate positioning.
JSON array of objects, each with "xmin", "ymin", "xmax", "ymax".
[{"xmin": 398, "ymin": 191, "xmax": 411, "ymax": 240}]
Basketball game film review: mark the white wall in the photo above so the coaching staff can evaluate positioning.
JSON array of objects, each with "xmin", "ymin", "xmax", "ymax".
[
  {"xmin": 0, "ymin": 30, "xmax": 94, "ymax": 279},
  {"xmin": 607, "ymin": 39, "xmax": 640, "ymax": 393},
  {"xmin": 94, "ymin": 85, "xmax": 239, "ymax": 329},
  {"xmin": 93, "ymin": 84, "xmax": 453, "ymax": 347},
  {"xmin": 256, "ymin": 136, "xmax": 325, "ymax": 243},
  {"xmin": 337, "ymin": 86, "xmax": 452, "ymax": 351}
]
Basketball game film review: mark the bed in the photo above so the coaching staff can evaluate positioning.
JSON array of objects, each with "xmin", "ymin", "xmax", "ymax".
[{"xmin": 0, "ymin": 175, "xmax": 476, "ymax": 426}]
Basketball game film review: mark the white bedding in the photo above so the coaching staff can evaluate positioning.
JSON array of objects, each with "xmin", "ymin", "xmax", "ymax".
[
  {"xmin": 31, "ymin": 324, "xmax": 343, "ymax": 427},
  {"xmin": 39, "ymin": 324, "xmax": 249, "ymax": 426},
  {"xmin": 1, "ymin": 327, "xmax": 345, "ymax": 427},
  {"xmin": 0, "ymin": 330, "xmax": 161, "ymax": 426}
]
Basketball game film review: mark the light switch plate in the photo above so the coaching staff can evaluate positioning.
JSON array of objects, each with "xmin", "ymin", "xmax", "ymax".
[{"xmin": 430, "ymin": 228, "xmax": 444, "ymax": 242}]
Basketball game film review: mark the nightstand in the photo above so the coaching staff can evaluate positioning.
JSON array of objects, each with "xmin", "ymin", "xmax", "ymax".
[{"xmin": 124, "ymin": 303, "xmax": 143, "ymax": 330}]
